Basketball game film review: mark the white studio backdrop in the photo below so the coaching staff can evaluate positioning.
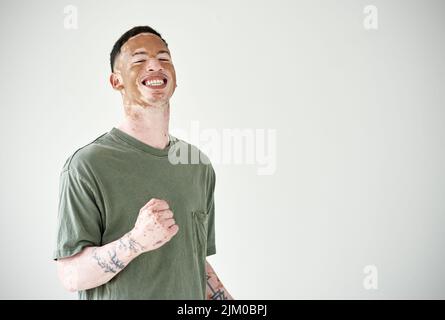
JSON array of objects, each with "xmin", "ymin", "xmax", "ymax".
[{"xmin": 0, "ymin": 0, "xmax": 444, "ymax": 299}]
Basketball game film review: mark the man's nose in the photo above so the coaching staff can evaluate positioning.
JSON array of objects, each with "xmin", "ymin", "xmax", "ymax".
[{"xmin": 144, "ymin": 58, "xmax": 163, "ymax": 72}]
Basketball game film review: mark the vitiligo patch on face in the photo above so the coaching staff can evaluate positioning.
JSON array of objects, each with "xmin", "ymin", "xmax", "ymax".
[{"xmin": 114, "ymin": 33, "xmax": 177, "ymax": 107}]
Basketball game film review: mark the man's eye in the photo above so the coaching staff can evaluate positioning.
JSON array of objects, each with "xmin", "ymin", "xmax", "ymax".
[
  {"xmin": 134, "ymin": 60, "xmax": 146, "ymax": 63},
  {"xmin": 159, "ymin": 58, "xmax": 169, "ymax": 61}
]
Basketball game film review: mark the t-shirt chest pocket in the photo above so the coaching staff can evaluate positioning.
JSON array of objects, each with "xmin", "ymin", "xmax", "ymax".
[{"xmin": 191, "ymin": 210, "xmax": 208, "ymax": 257}]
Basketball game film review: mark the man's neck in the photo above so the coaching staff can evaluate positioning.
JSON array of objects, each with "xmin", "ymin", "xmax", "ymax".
[{"xmin": 117, "ymin": 101, "xmax": 171, "ymax": 150}]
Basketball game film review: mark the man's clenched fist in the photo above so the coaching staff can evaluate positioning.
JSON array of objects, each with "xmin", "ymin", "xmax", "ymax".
[{"xmin": 131, "ymin": 198, "xmax": 179, "ymax": 252}]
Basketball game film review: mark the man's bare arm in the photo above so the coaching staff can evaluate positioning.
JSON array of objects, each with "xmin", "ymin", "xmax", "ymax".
[
  {"xmin": 56, "ymin": 231, "xmax": 146, "ymax": 292},
  {"xmin": 205, "ymin": 260, "xmax": 234, "ymax": 300},
  {"xmin": 56, "ymin": 198, "xmax": 179, "ymax": 292}
]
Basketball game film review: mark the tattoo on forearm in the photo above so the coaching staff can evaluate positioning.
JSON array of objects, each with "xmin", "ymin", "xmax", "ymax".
[
  {"xmin": 92, "ymin": 233, "xmax": 144, "ymax": 274},
  {"xmin": 92, "ymin": 248, "xmax": 125, "ymax": 273},
  {"xmin": 109, "ymin": 250, "xmax": 125, "ymax": 270},
  {"xmin": 118, "ymin": 234, "xmax": 145, "ymax": 253},
  {"xmin": 206, "ymin": 274, "xmax": 229, "ymax": 300}
]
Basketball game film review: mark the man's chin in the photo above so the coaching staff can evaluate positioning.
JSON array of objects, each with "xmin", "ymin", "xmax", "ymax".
[{"xmin": 139, "ymin": 94, "xmax": 169, "ymax": 108}]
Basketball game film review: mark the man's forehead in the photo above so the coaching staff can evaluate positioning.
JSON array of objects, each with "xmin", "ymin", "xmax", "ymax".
[{"xmin": 121, "ymin": 33, "xmax": 167, "ymax": 54}]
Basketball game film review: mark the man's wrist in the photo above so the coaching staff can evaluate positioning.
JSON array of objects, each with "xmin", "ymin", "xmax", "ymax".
[{"xmin": 117, "ymin": 230, "xmax": 146, "ymax": 260}]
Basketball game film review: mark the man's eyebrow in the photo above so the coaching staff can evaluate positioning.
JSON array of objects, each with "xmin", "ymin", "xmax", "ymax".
[
  {"xmin": 132, "ymin": 50, "xmax": 147, "ymax": 56},
  {"xmin": 131, "ymin": 50, "xmax": 171, "ymax": 56},
  {"xmin": 157, "ymin": 50, "xmax": 171, "ymax": 56}
]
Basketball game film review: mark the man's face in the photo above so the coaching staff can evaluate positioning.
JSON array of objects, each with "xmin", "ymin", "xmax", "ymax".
[{"xmin": 111, "ymin": 33, "xmax": 176, "ymax": 107}]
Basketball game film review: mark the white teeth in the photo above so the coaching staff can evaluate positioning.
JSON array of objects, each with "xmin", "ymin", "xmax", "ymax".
[{"xmin": 144, "ymin": 79, "xmax": 164, "ymax": 86}]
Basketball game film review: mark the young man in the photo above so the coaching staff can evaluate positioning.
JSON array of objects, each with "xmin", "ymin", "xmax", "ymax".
[{"xmin": 54, "ymin": 26, "xmax": 233, "ymax": 300}]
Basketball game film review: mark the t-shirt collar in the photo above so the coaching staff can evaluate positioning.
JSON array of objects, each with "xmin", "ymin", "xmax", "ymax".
[{"xmin": 109, "ymin": 127, "xmax": 177, "ymax": 157}]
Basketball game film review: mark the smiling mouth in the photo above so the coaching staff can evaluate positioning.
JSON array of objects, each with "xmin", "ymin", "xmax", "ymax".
[{"xmin": 141, "ymin": 75, "xmax": 168, "ymax": 89}]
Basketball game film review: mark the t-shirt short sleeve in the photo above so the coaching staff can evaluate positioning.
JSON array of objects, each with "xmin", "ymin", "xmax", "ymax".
[
  {"xmin": 206, "ymin": 165, "xmax": 217, "ymax": 256},
  {"xmin": 53, "ymin": 168, "xmax": 103, "ymax": 260}
]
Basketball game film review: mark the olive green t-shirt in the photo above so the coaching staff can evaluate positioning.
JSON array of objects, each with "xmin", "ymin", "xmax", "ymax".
[{"xmin": 53, "ymin": 127, "xmax": 216, "ymax": 300}]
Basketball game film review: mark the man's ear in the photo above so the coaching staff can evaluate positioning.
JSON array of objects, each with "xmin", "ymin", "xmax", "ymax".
[{"xmin": 110, "ymin": 72, "xmax": 124, "ymax": 90}]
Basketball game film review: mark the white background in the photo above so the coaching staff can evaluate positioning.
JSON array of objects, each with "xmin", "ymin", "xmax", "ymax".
[{"xmin": 0, "ymin": 0, "xmax": 444, "ymax": 299}]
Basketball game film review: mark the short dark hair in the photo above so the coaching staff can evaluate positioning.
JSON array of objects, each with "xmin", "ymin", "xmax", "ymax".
[{"xmin": 110, "ymin": 26, "xmax": 168, "ymax": 72}]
